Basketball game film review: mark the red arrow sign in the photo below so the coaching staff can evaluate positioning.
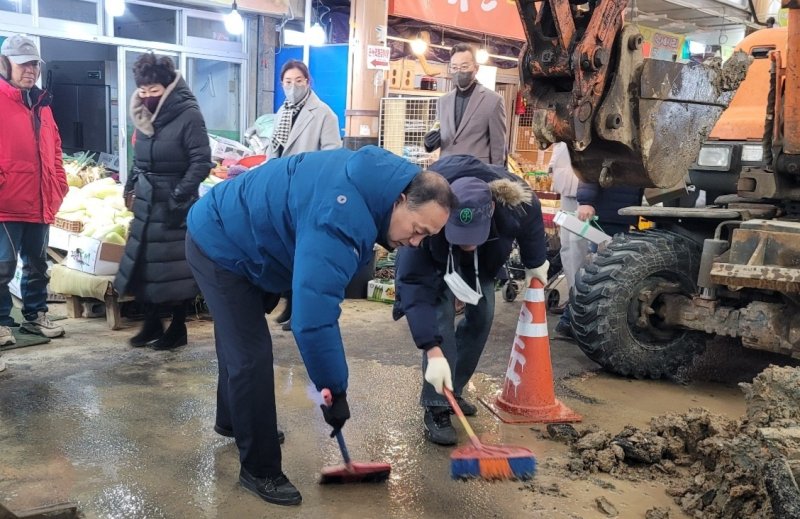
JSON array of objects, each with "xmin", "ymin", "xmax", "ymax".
[{"xmin": 370, "ymin": 59, "xmax": 388, "ymax": 68}]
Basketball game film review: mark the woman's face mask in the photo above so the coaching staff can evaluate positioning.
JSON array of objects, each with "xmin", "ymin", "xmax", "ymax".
[
  {"xmin": 283, "ymin": 84, "xmax": 309, "ymax": 105},
  {"xmin": 142, "ymin": 96, "xmax": 161, "ymax": 113},
  {"xmin": 443, "ymin": 247, "xmax": 482, "ymax": 305}
]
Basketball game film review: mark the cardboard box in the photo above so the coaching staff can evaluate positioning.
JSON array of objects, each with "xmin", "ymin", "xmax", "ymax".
[
  {"xmin": 554, "ymin": 210, "xmax": 612, "ymax": 245},
  {"xmin": 64, "ymin": 234, "xmax": 125, "ymax": 276},
  {"xmin": 367, "ymin": 279, "xmax": 396, "ymax": 304}
]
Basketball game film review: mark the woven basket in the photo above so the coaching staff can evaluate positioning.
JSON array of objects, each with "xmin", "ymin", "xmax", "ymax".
[{"xmin": 54, "ymin": 216, "xmax": 84, "ymax": 233}]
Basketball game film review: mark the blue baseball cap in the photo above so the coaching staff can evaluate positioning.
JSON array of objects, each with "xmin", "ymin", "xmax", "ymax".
[{"xmin": 445, "ymin": 177, "xmax": 493, "ymax": 246}]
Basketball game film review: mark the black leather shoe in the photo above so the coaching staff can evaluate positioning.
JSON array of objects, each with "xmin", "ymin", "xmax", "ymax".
[
  {"xmin": 151, "ymin": 323, "xmax": 187, "ymax": 350},
  {"xmin": 451, "ymin": 396, "xmax": 478, "ymax": 416},
  {"xmin": 239, "ymin": 467, "xmax": 301, "ymax": 506},
  {"xmin": 424, "ymin": 407, "xmax": 457, "ymax": 446},
  {"xmin": 214, "ymin": 424, "xmax": 285, "ymax": 444},
  {"xmin": 129, "ymin": 319, "xmax": 163, "ymax": 348}
]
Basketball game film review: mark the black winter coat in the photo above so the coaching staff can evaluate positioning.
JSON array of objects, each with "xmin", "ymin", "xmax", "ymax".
[
  {"xmin": 114, "ymin": 76, "xmax": 212, "ymax": 304},
  {"xmin": 392, "ymin": 155, "xmax": 548, "ymax": 350}
]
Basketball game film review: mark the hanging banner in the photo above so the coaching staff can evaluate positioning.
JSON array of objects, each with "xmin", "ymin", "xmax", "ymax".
[{"xmin": 389, "ymin": 0, "xmax": 525, "ymax": 41}]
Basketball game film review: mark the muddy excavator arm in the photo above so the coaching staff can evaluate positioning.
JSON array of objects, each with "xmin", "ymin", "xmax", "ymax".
[{"xmin": 516, "ymin": 0, "xmax": 750, "ymax": 189}]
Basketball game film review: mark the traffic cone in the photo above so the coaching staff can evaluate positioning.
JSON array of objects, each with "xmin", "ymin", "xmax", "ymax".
[{"xmin": 483, "ymin": 278, "xmax": 582, "ymax": 424}]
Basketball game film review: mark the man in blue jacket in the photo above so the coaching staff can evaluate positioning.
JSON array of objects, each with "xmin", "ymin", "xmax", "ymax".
[
  {"xmin": 393, "ymin": 155, "xmax": 549, "ymax": 445},
  {"xmin": 186, "ymin": 146, "xmax": 456, "ymax": 506}
]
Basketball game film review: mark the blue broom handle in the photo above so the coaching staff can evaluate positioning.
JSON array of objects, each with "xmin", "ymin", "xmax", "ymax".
[{"xmin": 334, "ymin": 429, "xmax": 352, "ymax": 465}]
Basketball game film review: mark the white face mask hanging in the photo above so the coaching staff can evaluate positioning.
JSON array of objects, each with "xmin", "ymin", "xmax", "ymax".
[{"xmin": 443, "ymin": 246, "xmax": 483, "ymax": 305}]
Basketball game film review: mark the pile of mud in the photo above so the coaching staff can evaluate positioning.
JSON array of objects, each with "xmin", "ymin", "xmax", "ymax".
[{"xmin": 553, "ymin": 366, "xmax": 800, "ymax": 518}]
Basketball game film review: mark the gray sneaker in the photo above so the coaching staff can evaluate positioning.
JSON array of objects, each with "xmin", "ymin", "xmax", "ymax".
[
  {"xmin": 0, "ymin": 326, "xmax": 15, "ymax": 347},
  {"xmin": 20, "ymin": 312, "xmax": 65, "ymax": 338},
  {"xmin": 424, "ymin": 407, "xmax": 457, "ymax": 446}
]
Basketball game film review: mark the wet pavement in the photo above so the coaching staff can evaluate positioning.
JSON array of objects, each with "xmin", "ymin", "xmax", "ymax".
[{"xmin": 0, "ymin": 296, "xmax": 776, "ymax": 518}]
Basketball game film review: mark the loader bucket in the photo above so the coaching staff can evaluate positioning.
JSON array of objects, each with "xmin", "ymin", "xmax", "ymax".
[
  {"xmin": 523, "ymin": 22, "xmax": 752, "ymax": 189},
  {"xmin": 577, "ymin": 51, "xmax": 751, "ymax": 188}
]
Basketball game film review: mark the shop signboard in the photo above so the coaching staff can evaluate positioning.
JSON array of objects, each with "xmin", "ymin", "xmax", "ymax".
[
  {"xmin": 389, "ymin": 0, "xmax": 525, "ymax": 41},
  {"xmin": 367, "ymin": 45, "xmax": 391, "ymax": 70}
]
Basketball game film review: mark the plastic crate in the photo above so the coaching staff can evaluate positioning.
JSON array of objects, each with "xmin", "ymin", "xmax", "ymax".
[{"xmin": 54, "ymin": 216, "xmax": 84, "ymax": 233}]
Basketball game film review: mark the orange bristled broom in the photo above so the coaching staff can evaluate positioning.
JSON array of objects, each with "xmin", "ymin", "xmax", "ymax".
[{"xmin": 443, "ymin": 388, "xmax": 536, "ymax": 481}]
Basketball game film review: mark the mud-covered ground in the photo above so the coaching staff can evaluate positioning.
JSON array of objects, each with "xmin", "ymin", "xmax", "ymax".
[{"xmin": 527, "ymin": 365, "xmax": 800, "ymax": 519}]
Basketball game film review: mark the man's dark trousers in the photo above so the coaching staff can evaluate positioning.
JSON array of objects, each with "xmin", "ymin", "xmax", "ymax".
[{"xmin": 185, "ymin": 233, "xmax": 283, "ymax": 478}]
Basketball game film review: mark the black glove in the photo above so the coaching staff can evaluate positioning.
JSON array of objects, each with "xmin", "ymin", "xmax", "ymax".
[
  {"xmin": 423, "ymin": 129, "xmax": 441, "ymax": 153},
  {"xmin": 320, "ymin": 391, "xmax": 350, "ymax": 438}
]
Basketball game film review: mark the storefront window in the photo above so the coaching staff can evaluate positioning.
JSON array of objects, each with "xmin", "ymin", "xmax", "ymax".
[
  {"xmin": 186, "ymin": 57, "xmax": 241, "ymax": 142},
  {"xmin": 0, "ymin": 0, "xmax": 31, "ymax": 14},
  {"xmin": 187, "ymin": 16, "xmax": 239, "ymax": 43},
  {"xmin": 114, "ymin": 3, "xmax": 177, "ymax": 44},
  {"xmin": 184, "ymin": 13, "xmax": 244, "ymax": 53},
  {"xmin": 39, "ymin": 0, "xmax": 98, "ymax": 24}
]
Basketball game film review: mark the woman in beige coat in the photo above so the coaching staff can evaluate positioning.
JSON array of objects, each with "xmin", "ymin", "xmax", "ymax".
[
  {"xmin": 269, "ymin": 60, "xmax": 341, "ymax": 159},
  {"xmin": 270, "ymin": 59, "xmax": 342, "ymax": 328}
]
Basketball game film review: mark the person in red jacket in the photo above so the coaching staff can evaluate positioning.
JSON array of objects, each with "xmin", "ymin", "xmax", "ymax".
[{"xmin": 0, "ymin": 35, "xmax": 68, "ymax": 359}]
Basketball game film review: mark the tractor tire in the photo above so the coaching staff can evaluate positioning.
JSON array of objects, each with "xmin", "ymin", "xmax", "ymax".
[{"xmin": 570, "ymin": 230, "xmax": 707, "ymax": 380}]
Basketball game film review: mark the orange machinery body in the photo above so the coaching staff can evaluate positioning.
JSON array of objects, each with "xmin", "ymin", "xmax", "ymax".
[{"xmin": 709, "ymin": 28, "xmax": 788, "ymax": 142}]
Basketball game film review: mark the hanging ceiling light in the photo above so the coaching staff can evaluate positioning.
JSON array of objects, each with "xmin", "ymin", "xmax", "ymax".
[
  {"xmin": 475, "ymin": 48, "xmax": 489, "ymax": 64},
  {"xmin": 105, "ymin": 0, "xmax": 125, "ymax": 17},
  {"xmin": 224, "ymin": 1, "xmax": 245, "ymax": 35},
  {"xmin": 410, "ymin": 37, "xmax": 427, "ymax": 56},
  {"xmin": 308, "ymin": 22, "xmax": 326, "ymax": 46}
]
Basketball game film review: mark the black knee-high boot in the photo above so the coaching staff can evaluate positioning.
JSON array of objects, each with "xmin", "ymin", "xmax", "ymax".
[
  {"xmin": 130, "ymin": 304, "xmax": 163, "ymax": 347},
  {"xmin": 274, "ymin": 291, "xmax": 292, "ymax": 324},
  {"xmin": 151, "ymin": 304, "xmax": 188, "ymax": 351}
]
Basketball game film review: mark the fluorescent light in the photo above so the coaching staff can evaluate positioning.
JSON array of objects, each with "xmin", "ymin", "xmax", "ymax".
[
  {"xmin": 224, "ymin": 1, "xmax": 244, "ymax": 35},
  {"xmin": 475, "ymin": 48, "xmax": 489, "ymax": 64},
  {"xmin": 308, "ymin": 22, "xmax": 326, "ymax": 46},
  {"xmin": 105, "ymin": 0, "xmax": 125, "ymax": 17},
  {"xmin": 410, "ymin": 37, "xmax": 427, "ymax": 55}
]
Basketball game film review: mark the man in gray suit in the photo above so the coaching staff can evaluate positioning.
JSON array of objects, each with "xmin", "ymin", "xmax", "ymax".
[{"xmin": 424, "ymin": 43, "xmax": 507, "ymax": 166}]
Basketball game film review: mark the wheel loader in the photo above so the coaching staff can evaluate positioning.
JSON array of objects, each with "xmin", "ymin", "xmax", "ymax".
[{"xmin": 517, "ymin": 0, "xmax": 800, "ymax": 379}]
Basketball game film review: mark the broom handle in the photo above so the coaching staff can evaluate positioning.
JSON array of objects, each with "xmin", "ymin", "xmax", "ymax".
[
  {"xmin": 322, "ymin": 388, "xmax": 353, "ymax": 467},
  {"xmin": 443, "ymin": 387, "xmax": 483, "ymax": 449},
  {"xmin": 334, "ymin": 430, "xmax": 352, "ymax": 465}
]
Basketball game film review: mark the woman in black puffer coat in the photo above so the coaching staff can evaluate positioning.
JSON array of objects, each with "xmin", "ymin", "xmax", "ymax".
[{"xmin": 115, "ymin": 53, "xmax": 212, "ymax": 350}]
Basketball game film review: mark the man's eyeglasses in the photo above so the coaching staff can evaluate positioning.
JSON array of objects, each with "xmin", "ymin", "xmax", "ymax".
[{"xmin": 449, "ymin": 64, "xmax": 473, "ymax": 73}]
